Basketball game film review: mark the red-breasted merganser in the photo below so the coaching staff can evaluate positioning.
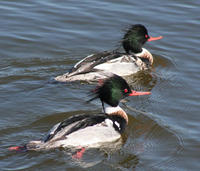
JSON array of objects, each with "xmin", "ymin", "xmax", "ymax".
[
  {"xmin": 55, "ymin": 24, "xmax": 163, "ymax": 83},
  {"xmin": 9, "ymin": 75, "xmax": 151, "ymax": 151}
]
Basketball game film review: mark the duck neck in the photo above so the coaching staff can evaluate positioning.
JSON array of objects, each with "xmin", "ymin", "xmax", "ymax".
[
  {"xmin": 103, "ymin": 104, "xmax": 128, "ymax": 124},
  {"xmin": 134, "ymin": 48, "xmax": 153, "ymax": 65}
]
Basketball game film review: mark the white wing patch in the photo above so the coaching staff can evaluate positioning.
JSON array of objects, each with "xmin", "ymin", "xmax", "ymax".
[
  {"xmin": 48, "ymin": 122, "xmax": 61, "ymax": 135},
  {"xmin": 73, "ymin": 54, "xmax": 94, "ymax": 68},
  {"xmin": 101, "ymin": 118, "xmax": 113, "ymax": 127},
  {"xmin": 114, "ymin": 121, "xmax": 120, "ymax": 129},
  {"xmin": 101, "ymin": 119, "xmax": 121, "ymax": 130}
]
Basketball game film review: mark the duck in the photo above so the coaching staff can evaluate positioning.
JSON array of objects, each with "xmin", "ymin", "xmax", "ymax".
[
  {"xmin": 9, "ymin": 75, "xmax": 151, "ymax": 152},
  {"xmin": 55, "ymin": 24, "xmax": 162, "ymax": 83}
]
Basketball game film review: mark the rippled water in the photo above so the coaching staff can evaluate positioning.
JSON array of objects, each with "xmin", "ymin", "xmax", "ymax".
[{"xmin": 0, "ymin": 0, "xmax": 199, "ymax": 170}]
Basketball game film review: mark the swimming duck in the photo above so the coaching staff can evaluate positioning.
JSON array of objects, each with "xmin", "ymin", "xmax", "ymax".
[
  {"xmin": 55, "ymin": 24, "xmax": 162, "ymax": 83},
  {"xmin": 9, "ymin": 75, "xmax": 151, "ymax": 151}
]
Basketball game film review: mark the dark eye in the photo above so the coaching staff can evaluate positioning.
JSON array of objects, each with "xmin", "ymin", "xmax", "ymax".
[{"xmin": 124, "ymin": 89, "xmax": 128, "ymax": 93}]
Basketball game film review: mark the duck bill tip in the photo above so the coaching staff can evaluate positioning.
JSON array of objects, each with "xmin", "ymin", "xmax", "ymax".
[
  {"xmin": 129, "ymin": 90, "xmax": 151, "ymax": 96},
  {"xmin": 148, "ymin": 36, "xmax": 163, "ymax": 42}
]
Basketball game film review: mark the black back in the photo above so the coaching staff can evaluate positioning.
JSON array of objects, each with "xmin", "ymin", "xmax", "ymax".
[{"xmin": 68, "ymin": 51, "xmax": 123, "ymax": 77}]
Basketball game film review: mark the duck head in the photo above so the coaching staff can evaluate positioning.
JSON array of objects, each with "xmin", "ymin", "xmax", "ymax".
[
  {"xmin": 122, "ymin": 24, "xmax": 163, "ymax": 54},
  {"xmin": 89, "ymin": 75, "xmax": 151, "ymax": 109}
]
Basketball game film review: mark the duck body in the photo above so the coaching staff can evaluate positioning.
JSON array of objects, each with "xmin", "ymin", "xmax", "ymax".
[
  {"xmin": 55, "ymin": 48, "xmax": 152, "ymax": 83},
  {"xmin": 55, "ymin": 24, "xmax": 162, "ymax": 83},
  {"xmin": 26, "ymin": 111, "xmax": 126, "ymax": 150}
]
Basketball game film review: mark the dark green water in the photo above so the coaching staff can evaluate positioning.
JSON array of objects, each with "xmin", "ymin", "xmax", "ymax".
[{"xmin": 0, "ymin": 0, "xmax": 199, "ymax": 170}]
